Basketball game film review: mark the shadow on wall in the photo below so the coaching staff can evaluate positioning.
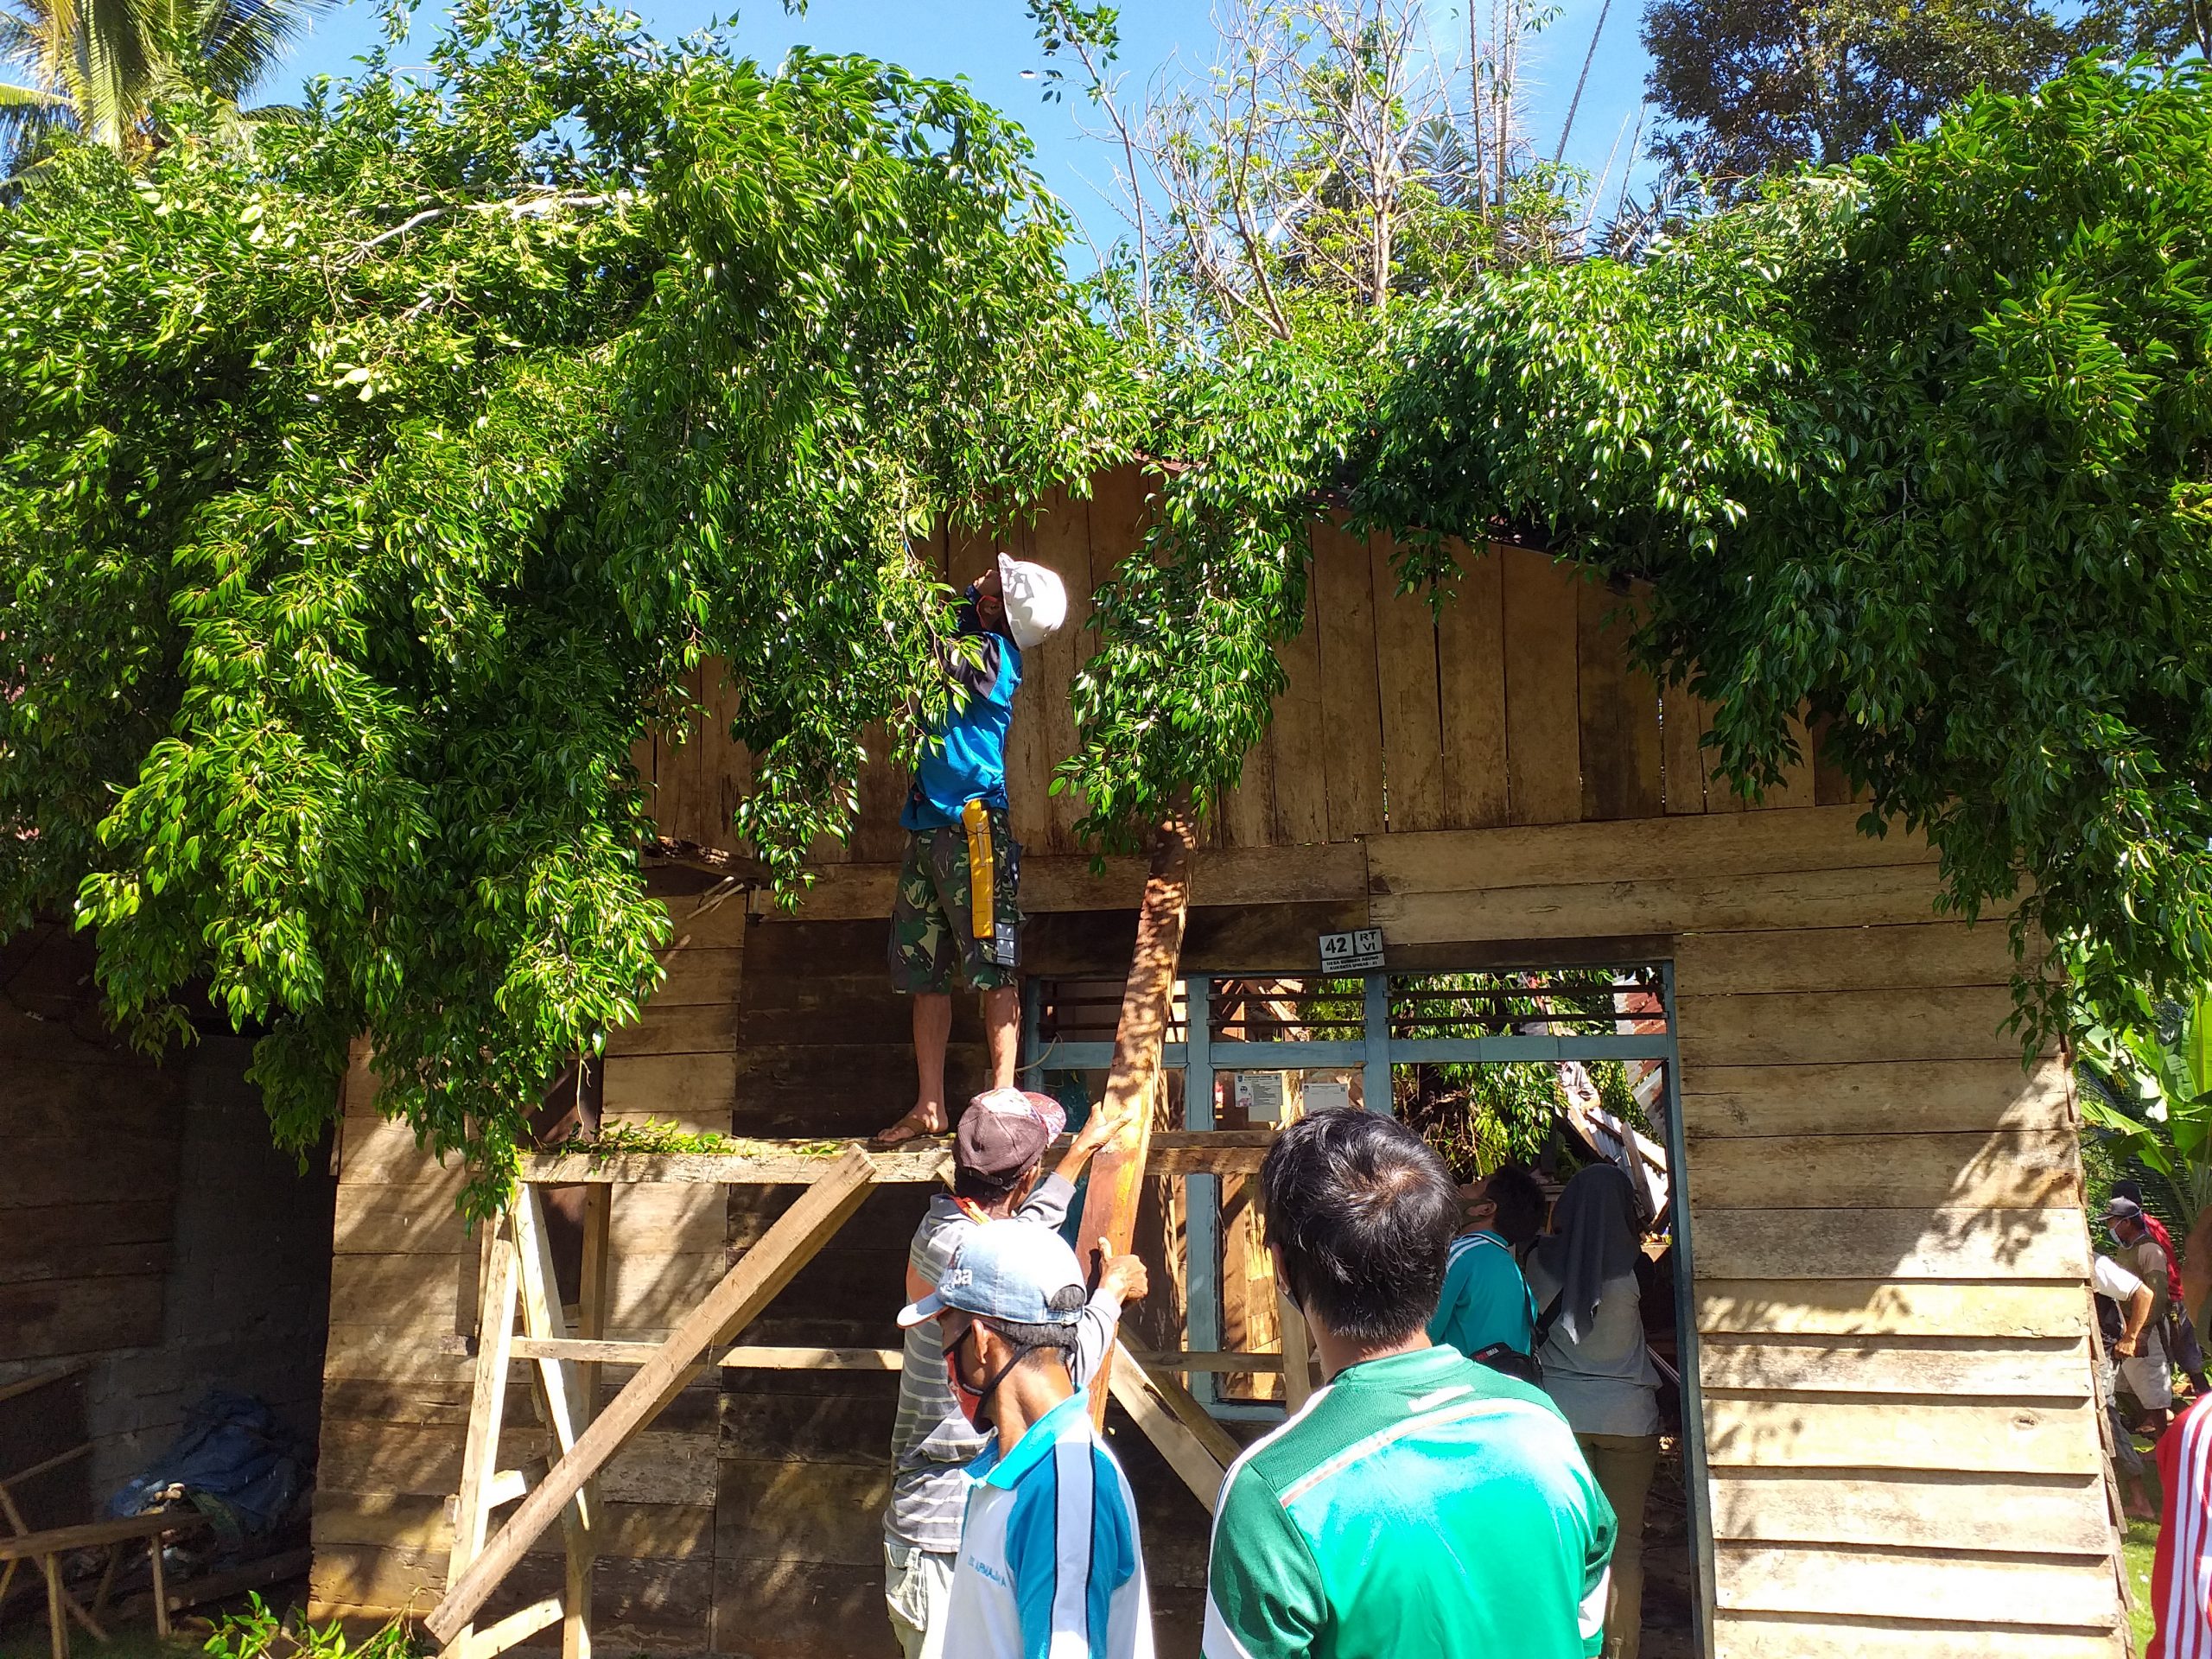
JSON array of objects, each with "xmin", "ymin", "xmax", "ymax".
[{"xmin": 0, "ymin": 922, "xmax": 337, "ymax": 1521}]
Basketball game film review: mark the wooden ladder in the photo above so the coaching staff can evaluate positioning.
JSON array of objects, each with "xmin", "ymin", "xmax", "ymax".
[{"xmin": 429, "ymin": 1148, "xmax": 880, "ymax": 1654}]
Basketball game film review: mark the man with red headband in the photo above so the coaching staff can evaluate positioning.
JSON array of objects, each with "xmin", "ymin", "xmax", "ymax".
[{"xmin": 882, "ymin": 1088, "xmax": 1147, "ymax": 1658}]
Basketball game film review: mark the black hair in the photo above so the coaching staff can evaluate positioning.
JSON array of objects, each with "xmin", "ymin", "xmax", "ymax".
[
  {"xmin": 1260, "ymin": 1107, "xmax": 1460, "ymax": 1345},
  {"xmin": 1484, "ymin": 1166, "xmax": 1548, "ymax": 1247},
  {"xmin": 952, "ymin": 1163, "xmax": 1033, "ymax": 1206},
  {"xmin": 979, "ymin": 1319, "xmax": 1079, "ymax": 1356}
]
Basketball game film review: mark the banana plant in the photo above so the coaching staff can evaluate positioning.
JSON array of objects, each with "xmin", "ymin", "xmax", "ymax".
[{"xmin": 2079, "ymin": 985, "xmax": 2212, "ymax": 1220}]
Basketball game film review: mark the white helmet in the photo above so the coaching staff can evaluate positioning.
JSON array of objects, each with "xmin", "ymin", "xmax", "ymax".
[{"xmin": 996, "ymin": 552, "xmax": 1068, "ymax": 652}]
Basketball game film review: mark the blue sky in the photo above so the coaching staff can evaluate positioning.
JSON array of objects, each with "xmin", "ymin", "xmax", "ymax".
[{"xmin": 277, "ymin": 0, "xmax": 1662, "ymax": 251}]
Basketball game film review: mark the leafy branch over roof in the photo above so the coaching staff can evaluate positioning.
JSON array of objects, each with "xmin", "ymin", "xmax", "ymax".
[
  {"xmin": 5, "ymin": 14, "xmax": 2209, "ymax": 1198},
  {"xmin": 0, "ymin": 0, "xmax": 1126, "ymax": 1203},
  {"xmin": 1070, "ymin": 58, "xmax": 2212, "ymax": 1045}
]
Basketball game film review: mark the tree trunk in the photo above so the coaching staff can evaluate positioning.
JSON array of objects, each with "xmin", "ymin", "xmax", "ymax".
[{"xmin": 1077, "ymin": 813, "xmax": 1197, "ymax": 1427}]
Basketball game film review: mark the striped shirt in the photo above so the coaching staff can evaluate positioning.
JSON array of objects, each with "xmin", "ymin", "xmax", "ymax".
[
  {"xmin": 942, "ymin": 1390, "xmax": 1154, "ymax": 1659},
  {"xmin": 1427, "ymin": 1230, "xmax": 1537, "ymax": 1360},
  {"xmin": 2155, "ymin": 1395, "xmax": 2212, "ymax": 1657},
  {"xmin": 887, "ymin": 1176, "xmax": 1122, "ymax": 1553},
  {"xmin": 1201, "ymin": 1345, "xmax": 1615, "ymax": 1659}
]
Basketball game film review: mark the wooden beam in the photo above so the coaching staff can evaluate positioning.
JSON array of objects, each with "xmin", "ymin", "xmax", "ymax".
[
  {"xmin": 1077, "ymin": 817, "xmax": 1196, "ymax": 1427},
  {"xmin": 1133, "ymin": 1352, "xmax": 1246, "ymax": 1469},
  {"xmin": 1106, "ymin": 1345, "xmax": 1230, "ymax": 1514},
  {"xmin": 445, "ymin": 1221, "xmax": 520, "ymax": 1659},
  {"xmin": 1131, "ymin": 1350, "xmax": 1286, "ymax": 1375},
  {"xmin": 425, "ymin": 1147, "xmax": 878, "ymax": 1646},
  {"xmin": 463, "ymin": 1596, "xmax": 563, "ymax": 1659},
  {"xmin": 517, "ymin": 1131, "xmax": 1271, "ymax": 1187},
  {"xmin": 1278, "ymin": 1286, "xmax": 1315, "ymax": 1411},
  {"xmin": 506, "ymin": 1338, "xmax": 903, "ymax": 1370},
  {"xmin": 571, "ymin": 1183, "xmax": 610, "ymax": 1659},
  {"xmin": 0, "ymin": 1510, "xmax": 207, "ymax": 1563},
  {"xmin": 0, "ymin": 1365, "xmax": 86, "ymax": 1410}
]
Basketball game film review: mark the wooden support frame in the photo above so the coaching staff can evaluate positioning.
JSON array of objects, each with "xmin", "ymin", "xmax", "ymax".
[
  {"xmin": 0, "ymin": 1509, "xmax": 209, "ymax": 1659},
  {"xmin": 418, "ymin": 1008, "xmax": 1275, "ymax": 1653},
  {"xmin": 427, "ymin": 1147, "xmax": 880, "ymax": 1648},
  {"xmin": 1105, "ymin": 1344, "xmax": 1233, "ymax": 1514},
  {"xmin": 516, "ymin": 1129, "xmax": 1269, "ymax": 1186}
]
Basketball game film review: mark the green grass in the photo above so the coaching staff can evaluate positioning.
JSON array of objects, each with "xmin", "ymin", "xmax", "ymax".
[{"xmin": 2126, "ymin": 1514, "xmax": 2158, "ymax": 1656}]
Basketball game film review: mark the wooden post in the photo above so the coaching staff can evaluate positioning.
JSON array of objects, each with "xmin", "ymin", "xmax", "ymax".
[
  {"xmin": 427, "ymin": 1147, "xmax": 880, "ymax": 1646},
  {"xmin": 147, "ymin": 1537, "xmax": 168, "ymax": 1639},
  {"xmin": 447, "ymin": 1221, "xmax": 521, "ymax": 1659},
  {"xmin": 570, "ymin": 1184, "xmax": 611, "ymax": 1659},
  {"xmin": 512, "ymin": 1188, "xmax": 597, "ymax": 1659},
  {"xmin": 42, "ymin": 1554, "xmax": 67, "ymax": 1659},
  {"xmin": 1277, "ymin": 1284, "xmax": 1315, "ymax": 1412},
  {"xmin": 1077, "ymin": 816, "xmax": 1196, "ymax": 1427}
]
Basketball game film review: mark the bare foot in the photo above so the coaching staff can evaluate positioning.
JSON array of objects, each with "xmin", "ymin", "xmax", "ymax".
[{"xmin": 874, "ymin": 1104, "xmax": 949, "ymax": 1147}]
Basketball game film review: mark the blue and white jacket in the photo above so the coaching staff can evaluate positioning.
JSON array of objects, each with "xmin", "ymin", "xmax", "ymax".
[{"xmin": 942, "ymin": 1391, "xmax": 1154, "ymax": 1659}]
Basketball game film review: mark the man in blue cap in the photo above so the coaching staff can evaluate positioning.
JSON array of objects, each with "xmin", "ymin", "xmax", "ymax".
[
  {"xmin": 899, "ymin": 1221, "xmax": 1155, "ymax": 1659},
  {"xmin": 883, "ymin": 1088, "xmax": 1147, "ymax": 1658}
]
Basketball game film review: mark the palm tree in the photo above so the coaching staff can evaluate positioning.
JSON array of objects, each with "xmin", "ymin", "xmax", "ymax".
[{"xmin": 1, "ymin": 0, "xmax": 331, "ymax": 169}]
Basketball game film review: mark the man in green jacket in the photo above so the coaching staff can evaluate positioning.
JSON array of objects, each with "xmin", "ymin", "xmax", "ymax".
[{"xmin": 1203, "ymin": 1109, "xmax": 1616, "ymax": 1659}]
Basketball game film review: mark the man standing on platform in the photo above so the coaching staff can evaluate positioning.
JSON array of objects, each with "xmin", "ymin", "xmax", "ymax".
[{"xmin": 878, "ymin": 554, "xmax": 1067, "ymax": 1146}]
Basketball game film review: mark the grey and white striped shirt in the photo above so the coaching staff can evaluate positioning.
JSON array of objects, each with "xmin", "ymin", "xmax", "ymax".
[{"xmin": 885, "ymin": 1174, "xmax": 1123, "ymax": 1553}]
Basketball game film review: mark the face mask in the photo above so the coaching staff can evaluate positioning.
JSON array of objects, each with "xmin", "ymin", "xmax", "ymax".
[
  {"xmin": 944, "ymin": 1322, "xmax": 989, "ymax": 1428},
  {"xmin": 942, "ymin": 1318, "xmax": 1031, "ymax": 1430}
]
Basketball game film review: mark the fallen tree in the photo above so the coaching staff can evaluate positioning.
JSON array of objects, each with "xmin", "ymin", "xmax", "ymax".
[
  {"xmin": 6, "ymin": 10, "xmax": 2209, "ymax": 1191},
  {"xmin": 0, "ymin": 2, "xmax": 1123, "ymax": 1197}
]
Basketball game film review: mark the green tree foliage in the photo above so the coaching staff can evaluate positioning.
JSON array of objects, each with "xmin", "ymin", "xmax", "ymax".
[
  {"xmin": 1640, "ymin": 0, "xmax": 2070, "ymax": 195},
  {"xmin": 0, "ymin": 0, "xmax": 1118, "ymax": 1201},
  {"xmin": 2073, "ymin": 0, "xmax": 2212, "ymax": 72},
  {"xmin": 1026, "ymin": 0, "xmax": 1598, "ymax": 352},
  {"xmin": 1071, "ymin": 61, "xmax": 2212, "ymax": 1047},
  {"xmin": 2081, "ymin": 988, "xmax": 2212, "ymax": 1223}
]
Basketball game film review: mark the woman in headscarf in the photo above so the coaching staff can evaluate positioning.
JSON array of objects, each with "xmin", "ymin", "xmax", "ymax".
[{"xmin": 1523, "ymin": 1162, "xmax": 1661, "ymax": 1659}]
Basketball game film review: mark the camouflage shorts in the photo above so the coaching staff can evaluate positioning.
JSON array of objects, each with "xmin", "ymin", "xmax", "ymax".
[{"xmin": 887, "ymin": 810, "xmax": 1022, "ymax": 995}]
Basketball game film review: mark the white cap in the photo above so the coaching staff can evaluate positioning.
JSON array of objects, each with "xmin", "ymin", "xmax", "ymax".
[{"xmin": 996, "ymin": 552, "xmax": 1067, "ymax": 652}]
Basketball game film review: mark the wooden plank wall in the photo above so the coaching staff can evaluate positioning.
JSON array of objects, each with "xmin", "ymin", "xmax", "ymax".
[
  {"xmin": 1, "ymin": 926, "xmax": 182, "ymax": 1377},
  {"xmin": 1367, "ymin": 805, "xmax": 2124, "ymax": 1659},
  {"xmin": 632, "ymin": 467, "xmax": 1814, "ymax": 867},
  {"xmin": 0, "ymin": 924, "xmax": 182, "ymax": 1522}
]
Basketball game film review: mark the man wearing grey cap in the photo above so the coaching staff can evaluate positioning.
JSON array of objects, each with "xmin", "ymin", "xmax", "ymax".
[
  {"xmin": 899, "ymin": 1220, "xmax": 1155, "ymax": 1659},
  {"xmin": 883, "ymin": 1088, "xmax": 1147, "ymax": 1658}
]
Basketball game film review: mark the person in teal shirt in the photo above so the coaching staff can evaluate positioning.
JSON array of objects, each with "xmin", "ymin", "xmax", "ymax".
[{"xmin": 1428, "ymin": 1165, "xmax": 1547, "ymax": 1363}]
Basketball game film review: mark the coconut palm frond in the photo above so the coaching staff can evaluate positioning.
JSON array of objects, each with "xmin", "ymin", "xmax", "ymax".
[
  {"xmin": 194, "ymin": 0, "xmax": 328, "ymax": 102},
  {"xmin": 0, "ymin": 78, "xmax": 73, "ymax": 178}
]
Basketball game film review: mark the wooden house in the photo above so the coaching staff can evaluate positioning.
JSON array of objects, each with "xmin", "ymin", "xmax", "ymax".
[{"xmin": 308, "ymin": 469, "xmax": 2122, "ymax": 1659}]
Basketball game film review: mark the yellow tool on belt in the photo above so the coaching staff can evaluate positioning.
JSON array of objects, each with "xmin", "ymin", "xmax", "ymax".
[{"xmin": 963, "ymin": 798, "xmax": 995, "ymax": 939}]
